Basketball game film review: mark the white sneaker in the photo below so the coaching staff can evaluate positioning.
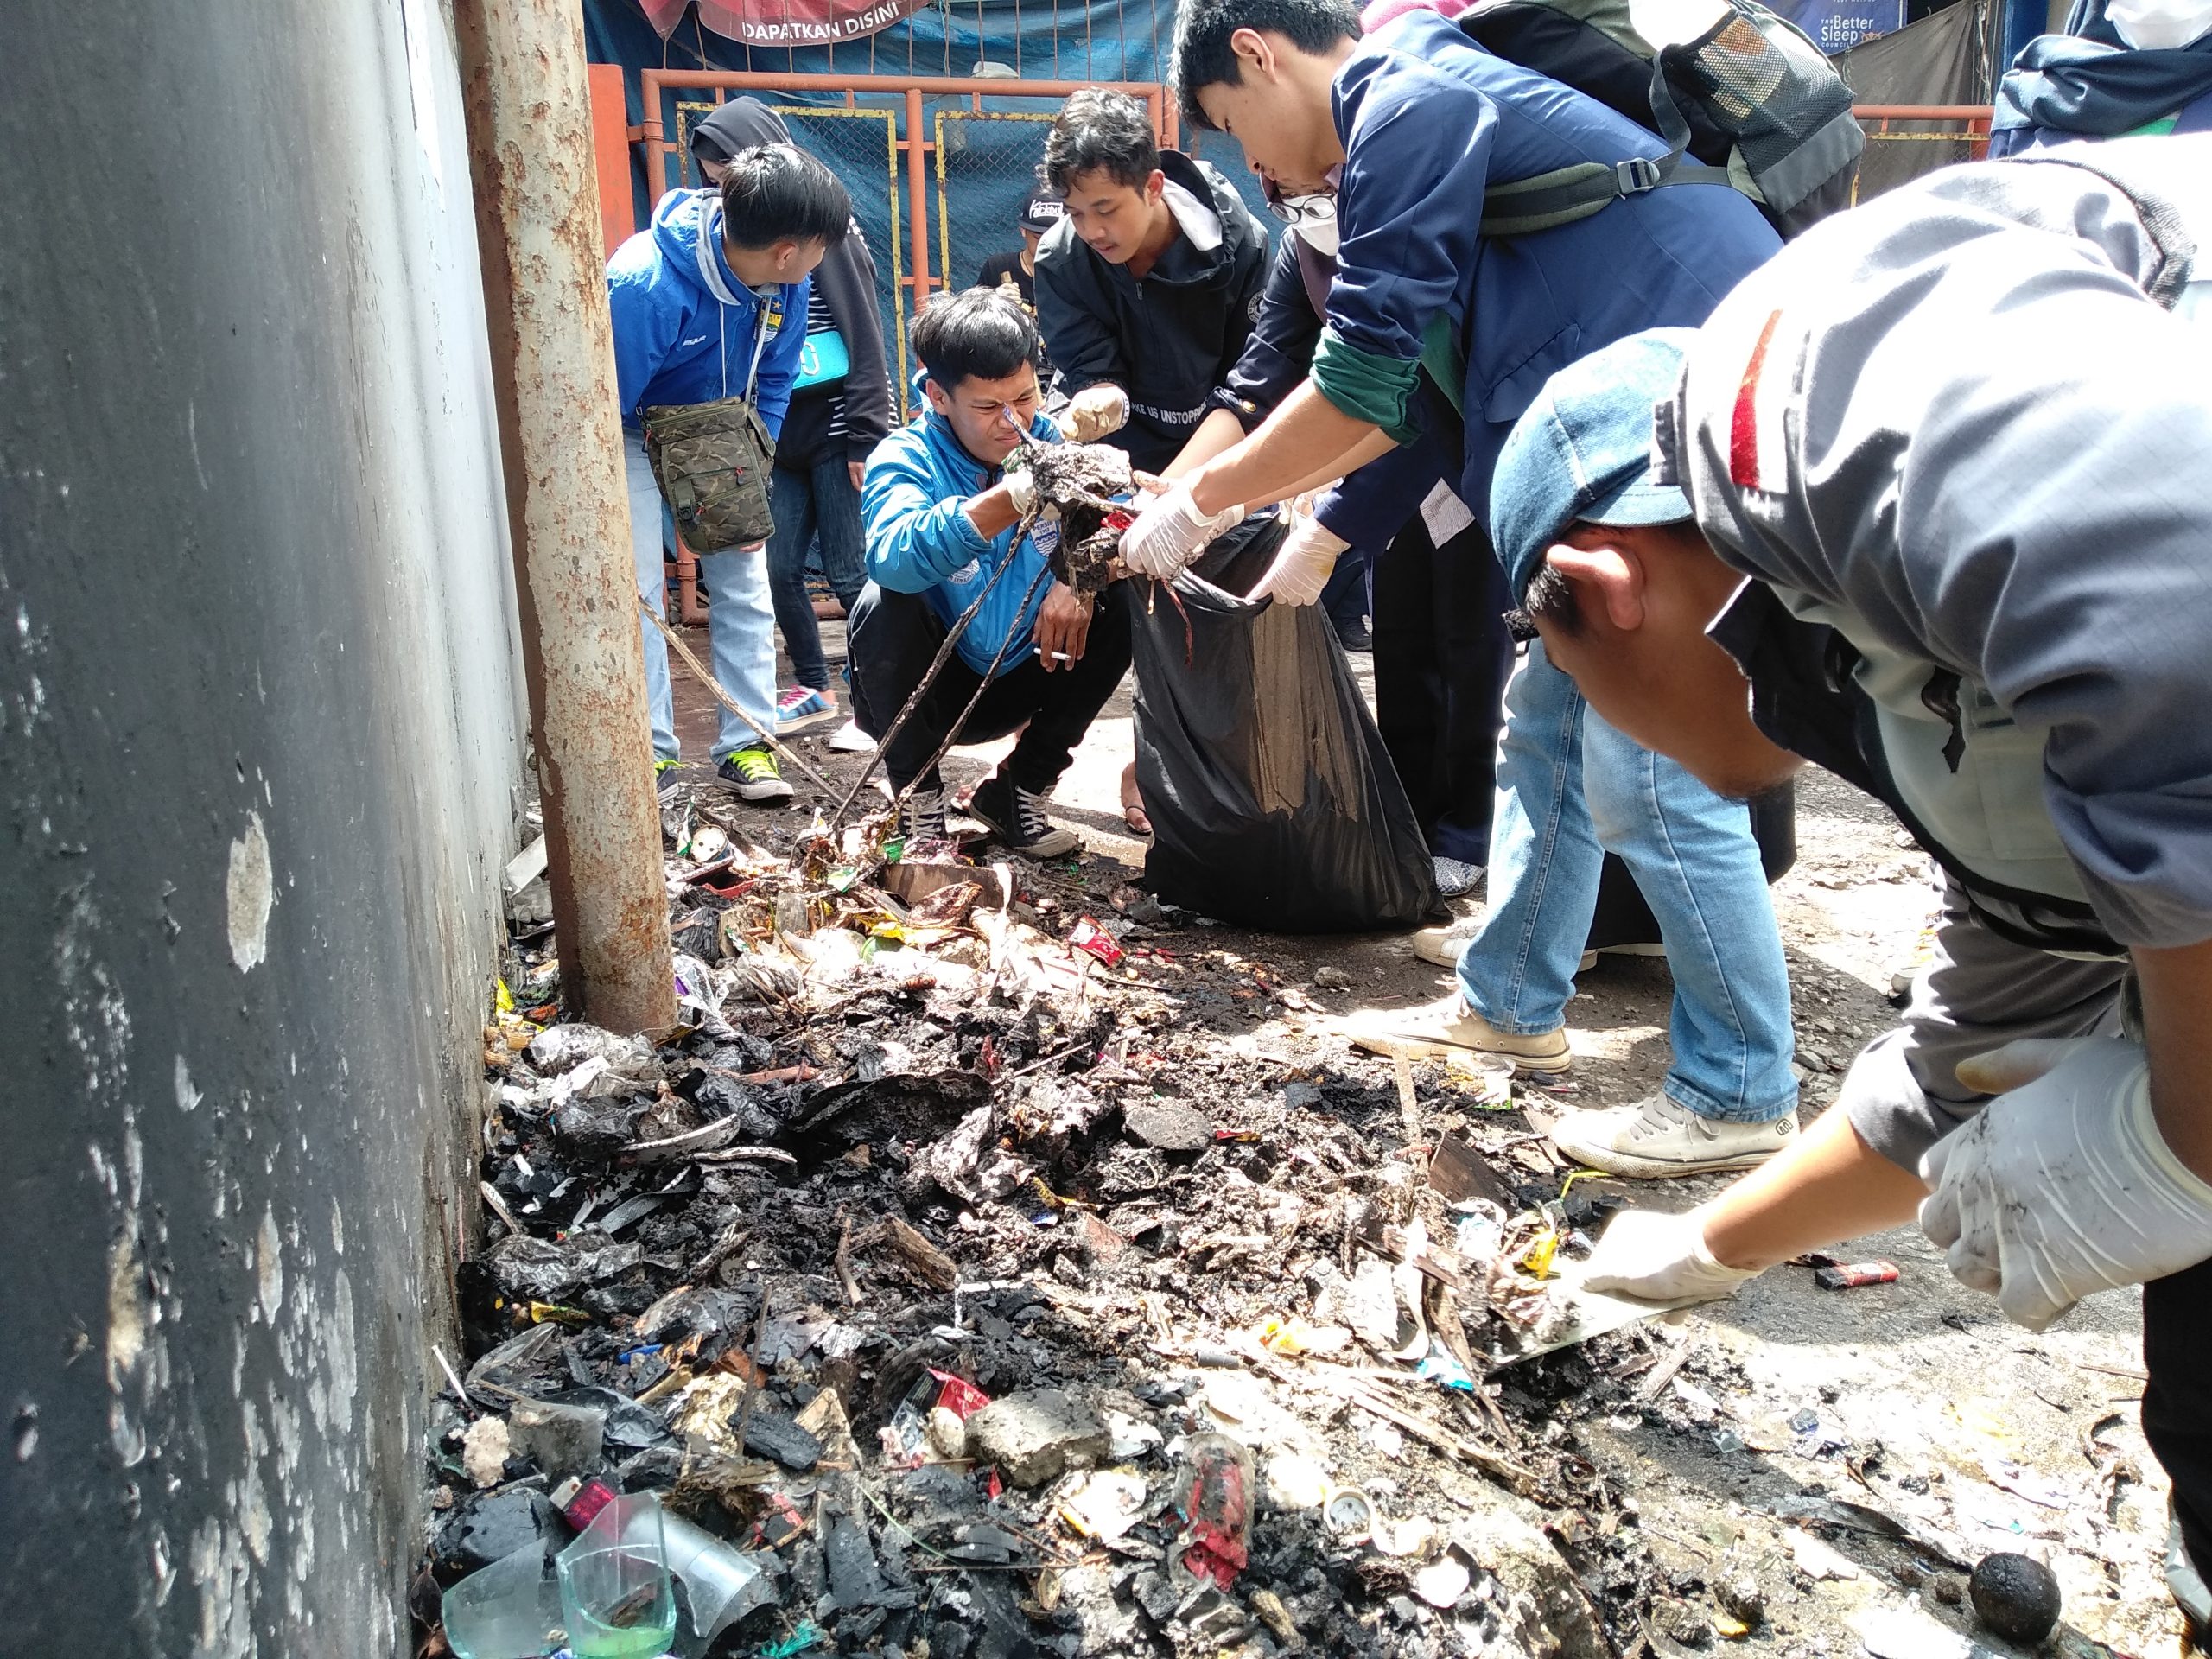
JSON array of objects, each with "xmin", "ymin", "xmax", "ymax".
[
  {"xmin": 1343, "ymin": 994, "xmax": 1570, "ymax": 1073},
  {"xmin": 1412, "ymin": 918, "xmax": 1480, "ymax": 968},
  {"xmin": 828, "ymin": 719, "xmax": 874, "ymax": 753},
  {"xmin": 1549, "ymin": 1094, "xmax": 1797, "ymax": 1179},
  {"xmin": 1413, "ymin": 931, "xmax": 1610, "ymax": 973}
]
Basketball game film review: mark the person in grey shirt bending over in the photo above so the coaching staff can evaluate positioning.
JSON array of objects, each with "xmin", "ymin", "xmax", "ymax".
[{"xmin": 1484, "ymin": 137, "xmax": 2212, "ymax": 1632}]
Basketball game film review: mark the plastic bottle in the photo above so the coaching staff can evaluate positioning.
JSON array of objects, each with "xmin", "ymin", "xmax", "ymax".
[{"xmin": 1170, "ymin": 1433, "xmax": 1255, "ymax": 1590}]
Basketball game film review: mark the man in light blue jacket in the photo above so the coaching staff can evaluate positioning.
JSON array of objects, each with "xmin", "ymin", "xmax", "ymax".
[
  {"xmin": 607, "ymin": 143, "xmax": 849, "ymax": 802},
  {"xmin": 853, "ymin": 289, "xmax": 1133, "ymax": 855}
]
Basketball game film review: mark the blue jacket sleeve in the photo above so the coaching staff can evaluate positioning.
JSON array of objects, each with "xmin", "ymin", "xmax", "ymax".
[
  {"xmin": 607, "ymin": 233, "xmax": 686, "ymax": 422},
  {"xmin": 1315, "ymin": 56, "xmax": 1497, "ymax": 433},
  {"xmin": 1215, "ymin": 233, "xmax": 1325, "ymax": 429},
  {"xmin": 752, "ymin": 277, "xmax": 810, "ymax": 440},
  {"xmin": 861, "ymin": 442, "xmax": 995, "ymax": 595}
]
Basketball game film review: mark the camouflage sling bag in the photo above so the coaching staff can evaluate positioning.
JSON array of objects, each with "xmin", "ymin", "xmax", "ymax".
[
  {"xmin": 642, "ymin": 273, "xmax": 779, "ymax": 552},
  {"xmin": 641, "ymin": 391, "xmax": 776, "ymax": 552}
]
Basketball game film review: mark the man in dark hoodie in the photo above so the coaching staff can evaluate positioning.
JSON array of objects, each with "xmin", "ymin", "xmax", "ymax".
[
  {"xmin": 1032, "ymin": 90, "xmax": 1272, "ymax": 476},
  {"xmin": 691, "ymin": 101, "xmax": 893, "ymax": 747}
]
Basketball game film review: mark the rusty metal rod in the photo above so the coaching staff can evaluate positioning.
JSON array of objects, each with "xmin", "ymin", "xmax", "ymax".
[
  {"xmin": 637, "ymin": 599, "xmax": 839, "ymax": 795},
  {"xmin": 455, "ymin": 0, "xmax": 677, "ymax": 1034}
]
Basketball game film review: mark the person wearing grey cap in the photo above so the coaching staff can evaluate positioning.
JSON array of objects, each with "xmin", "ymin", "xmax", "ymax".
[{"xmin": 1484, "ymin": 138, "xmax": 2212, "ymax": 1631}]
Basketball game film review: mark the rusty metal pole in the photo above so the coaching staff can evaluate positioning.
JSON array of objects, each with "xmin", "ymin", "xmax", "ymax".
[{"xmin": 454, "ymin": 0, "xmax": 677, "ymax": 1034}]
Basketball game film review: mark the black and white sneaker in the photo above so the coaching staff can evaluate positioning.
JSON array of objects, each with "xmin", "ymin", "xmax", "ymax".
[
  {"xmin": 716, "ymin": 747, "xmax": 794, "ymax": 804},
  {"xmin": 969, "ymin": 774, "xmax": 1078, "ymax": 859},
  {"xmin": 895, "ymin": 786, "xmax": 949, "ymax": 844}
]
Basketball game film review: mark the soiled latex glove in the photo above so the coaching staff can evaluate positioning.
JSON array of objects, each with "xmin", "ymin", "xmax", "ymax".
[
  {"xmin": 1006, "ymin": 468, "xmax": 1039, "ymax": 515},
  {"xmin": 1118, "ymin": 481, "xmax": 1244, "ymax": 580},
  {"xmin": 1921, "ymin": 1037, "xmax": 2212, "ymax": 1331},
  {"xmin": 1063, "ymin": 385, "xmax": 1129, "ymax": 442},
  {"xmin": 1249, "ymin": 510, "xmax": 1348, "ymax": 606},
  {"xmin": 1580, "ymin": 1207, "xmax": 1764, "ymax": 1302}
]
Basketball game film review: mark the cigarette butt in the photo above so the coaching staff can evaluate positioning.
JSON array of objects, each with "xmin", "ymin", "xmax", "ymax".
[{"xmin": 1814, "ymin": 1261, "xmax": 1900, "ymax": 1289}]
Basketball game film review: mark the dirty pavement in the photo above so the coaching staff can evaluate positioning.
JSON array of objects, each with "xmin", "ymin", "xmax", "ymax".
[{"xmin": 421, "ymin": 695, "xmax": 2183, "ymax": 1659}]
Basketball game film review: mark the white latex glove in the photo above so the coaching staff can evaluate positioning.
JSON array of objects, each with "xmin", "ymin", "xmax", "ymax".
[
  {"xmin": 1063, "ymin": 385, "xmax": 1130, "ymax": 443},
  {"xmin": 1580, "ymin": 1208, "xmax": 1763, "ymax": 1302},
  {"xmin": 1920, "ymin": 1037, "xmax": 2212, "ymax": 1331},
  {"xmin": 1118, "ymin": 482, "xmax": 1244, "ymax": 580},
  {"xmin": 1007, "ymin": 469, "xmax": 1038, "ymax": 515},
  {"xmin": 1249, "ymin": 512, "xmax": 1348, "ymax": 606}
]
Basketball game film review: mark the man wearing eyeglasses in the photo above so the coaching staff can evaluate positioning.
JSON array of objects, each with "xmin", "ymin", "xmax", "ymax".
[{"xmin": 1125, "ymin": 0, "xmax": 1802, "ymax": 1178}]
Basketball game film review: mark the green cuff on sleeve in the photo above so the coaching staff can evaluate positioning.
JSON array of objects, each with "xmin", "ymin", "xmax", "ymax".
[
  {"xmin": 1419, "ymin": 313, "xmax": 1465, "ymax": 418},
  {"xmin": 1311, "ymin": 327, "xmax": 1423, "ymax": 445}
]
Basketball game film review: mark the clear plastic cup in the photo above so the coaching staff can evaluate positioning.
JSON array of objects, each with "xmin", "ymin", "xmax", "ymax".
[
  {"xmin": 556, "ymin": 1497, "xmax": 677, "ymax": 1659},
  {"xmin": 441, "ymin": 1540, "xmax": 565, "ymax": 1659}
]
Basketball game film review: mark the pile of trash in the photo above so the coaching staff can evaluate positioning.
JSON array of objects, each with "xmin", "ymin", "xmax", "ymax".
[{"xmin": 426, "ymin": 795, "xmax": 2107, "ymax": 1657}]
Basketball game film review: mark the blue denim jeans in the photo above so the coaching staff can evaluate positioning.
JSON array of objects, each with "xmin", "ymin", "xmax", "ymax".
[
  {"xmin": 1458, "ymin": 642, "xmax": 1797, "ymax": 1122},
  {"xmin": 766, "ymin": 455, "xmax": 868, "ymax": 692},
  {"xmin": 627, "ymin": 428, "xmax": 779, "ymax": 762}
]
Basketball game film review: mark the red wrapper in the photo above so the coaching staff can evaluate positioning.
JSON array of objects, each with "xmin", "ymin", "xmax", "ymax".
[{"xmin": 1069, "ymin": 916, "xmax": 1125, "ymax": 968}]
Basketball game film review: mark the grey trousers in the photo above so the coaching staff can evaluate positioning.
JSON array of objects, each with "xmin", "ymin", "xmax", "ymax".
[{"xmin": 1840, "ymin": 875, "xmax": 2127, "ymax": 1173}]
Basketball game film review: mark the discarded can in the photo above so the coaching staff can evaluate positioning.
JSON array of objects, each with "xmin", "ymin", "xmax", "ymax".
[
  {"xmin": 1068, "ymin": 916, "xmax": 1125, "ymax": 969},
  {"xmin": 1814, "ymin": 1260, "xmax": 1899, "ymax": 1289},
  {"xmin": 1171, "ymin": 1433, "xmax": 1255, "ymax": 1589}
]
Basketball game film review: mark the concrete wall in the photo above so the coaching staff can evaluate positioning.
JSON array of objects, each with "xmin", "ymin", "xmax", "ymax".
[{"xmin": 0, "ymin": 1, "xmax": 524, "ymax": 1651}]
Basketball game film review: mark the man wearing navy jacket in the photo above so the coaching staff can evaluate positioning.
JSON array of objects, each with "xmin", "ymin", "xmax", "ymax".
[{"xmin": 1138, "ymin": 0, "xmax": 1802, "ymax": 1176}]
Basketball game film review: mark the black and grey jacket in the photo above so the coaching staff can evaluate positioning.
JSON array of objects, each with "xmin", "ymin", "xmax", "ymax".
[
  {"xmin": 1033, "ymin": 150, "xmax": 1271, "ymax": 474},
  {"xmin": 690, "ymin": 99, "xmax": 893, "ymax": 472}
]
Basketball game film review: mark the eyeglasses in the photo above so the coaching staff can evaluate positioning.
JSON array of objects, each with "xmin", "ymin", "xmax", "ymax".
[{"xmin": 1266, "ymin": 193, "xmax": 1336, "ymax": 227}]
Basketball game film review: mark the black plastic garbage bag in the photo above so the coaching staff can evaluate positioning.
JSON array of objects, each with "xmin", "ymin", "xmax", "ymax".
[{"xmin": 1131, "ymin": 522, "xmax": 1443, "ymax": 932}]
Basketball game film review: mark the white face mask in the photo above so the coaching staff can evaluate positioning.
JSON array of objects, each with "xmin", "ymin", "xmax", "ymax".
[
  {"xmin": 2107, "ymin": 0, "xmax": 2212, "ymax": 49},
  {"xmin": 1289, "ymin": 199, "xmax": 1339, "ymax": 259}
]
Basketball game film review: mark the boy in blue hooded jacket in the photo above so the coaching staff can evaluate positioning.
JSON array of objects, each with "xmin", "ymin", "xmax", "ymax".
[
  {"xmin": 607, "ymin": 143, "xmax": 849, "ymax": 801},
  {"xmin": 852, "ymin": 289, "xmax": 1133, "ymax": 856}
]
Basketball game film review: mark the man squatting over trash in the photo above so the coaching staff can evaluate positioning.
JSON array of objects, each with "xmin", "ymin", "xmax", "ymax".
[
  {"xmin": 849, "ymin": 289, "xmax": 1135, "ymax": 858},
  {"xmin": 1487, "ymin": 141, "xmax": 2212, "ymax": 1629}
]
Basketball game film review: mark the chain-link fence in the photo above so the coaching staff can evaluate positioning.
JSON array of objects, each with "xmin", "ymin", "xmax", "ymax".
[
  {"xmin": 1182, "ymin": 125, "xmax": 1272, "ymax": 227},
  {"xmin": 932, "ymin": 108, "xmax": 1055, "ymax": 298},
  {"xmin": 1850, "ymin": 106, "xmax": 1993, "ymax": 205}
]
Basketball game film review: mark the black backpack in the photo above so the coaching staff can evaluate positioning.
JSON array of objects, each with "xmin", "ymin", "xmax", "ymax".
[{"xmin": 1459, "ymin": 0, "xmax": 1865, "ymax": 238}]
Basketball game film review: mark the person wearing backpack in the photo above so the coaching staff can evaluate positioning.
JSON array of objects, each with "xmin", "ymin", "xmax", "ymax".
[
  {"xmin": 1486, "ymin": 140, "xmax": 2212, "ymax": 1632},
  {"xmin": 1134, "ymin": 0, "xmax": 1803, "ymax": 1177},
  {"xmin": 608, "ymin": 143, "xmax": 850, "ymax": 803}
]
